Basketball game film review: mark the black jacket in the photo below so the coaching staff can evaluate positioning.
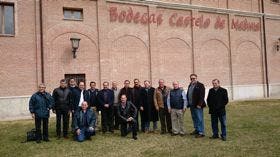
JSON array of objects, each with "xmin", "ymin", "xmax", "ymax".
[
  {"xmin": 87, "ymin": 88, "xmax": 99, "ymax": 109},
  {"xmin": 207, "ymin": 87, "xmax": 228, "ymax": 114},
  {"xmin": 52, "ymin": 87, "xmax": 73, "ymax": 111},
  {"xmin": 140, "ymin": 87, "xmax": 159, "ymax": 122},
  {"xmin": 97, "ymin": 89, "xmax": 114, "ymax": 110},
  {"xmin": 73, "ymin": 89, "xmax": 90, "ymax": 111},
  {"xmin": 187, "ymin": 81, "xmax": 206, "ymax": 108},
  {"xmin": 132, "ymin": 86, "xmax": 142, "ymax": 109},
  {"xmin": 118, "ymin": 87, "xmax": 133, "ymax": 102},
  {"xmin": 117, "ymin": 101, "xmax": 137, "ymax": 123}
]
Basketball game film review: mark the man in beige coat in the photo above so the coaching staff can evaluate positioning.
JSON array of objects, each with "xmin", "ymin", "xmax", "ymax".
[{"xmin": 154, "ymin": 79, "xmax": 172, "ymax": 134}]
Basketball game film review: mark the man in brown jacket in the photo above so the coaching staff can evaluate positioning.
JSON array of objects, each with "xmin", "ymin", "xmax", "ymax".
[{"xmin": 154, "ymin": 79, "xmax": 172, "ymax": 134}]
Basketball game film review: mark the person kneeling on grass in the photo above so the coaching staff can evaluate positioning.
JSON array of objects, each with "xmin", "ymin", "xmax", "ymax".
[
  {"xmin": 117, "ymin": 94, "xmax": 138, "ymax": 140},
  {"xmin": 74, "ymin": 101, "xmax": 96, "ymax": 142}
]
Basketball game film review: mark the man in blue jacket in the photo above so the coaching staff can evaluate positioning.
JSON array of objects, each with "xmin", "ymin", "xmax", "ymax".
[
  {"xmin": 74, "ymin": 101, "xmax": 96, "ymax": 142},
  {"xmin": 29, "ymin": 83, "xmax": 54, "ymax": 143}
]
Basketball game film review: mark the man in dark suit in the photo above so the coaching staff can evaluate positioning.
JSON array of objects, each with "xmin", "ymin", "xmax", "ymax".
[
  {"xmin": 87, "ymin": 81, "xmax": 99, "ymax": 130},
  {"xmin": 117, "ymin": 94, "xmax": 138, "ymax": 140},
  {"xmin": 98, "ymin": 81, "xmax": 114, "ymax": 133},
  {"xmin": 118, "ymin": 80, "xmax": 133, "ymax": 102},
  {"xmin": 187, "ymin": 74, "xmax": 206, "ymax": 138},
  {"xmin": 207, "ymin": 79, "xmax": 229, "ymax": 141},
  {"xmin": 140, "ymin": 80, "xmax": 159, "ymax": 133}
]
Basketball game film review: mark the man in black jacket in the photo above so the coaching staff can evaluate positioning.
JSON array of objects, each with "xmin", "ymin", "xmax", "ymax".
[
  {"xmin": 132, "ymin": 78, "xmax": 142, "ymax": 131},
  {"xmin": 98, "ymin": 81, "xmax": 115, "ymax": 133},
  {"xmin": 87, "ymin": 81, "xmax": 99, "ymax": 130},
  {"xmin": 118, "ymin": 94, "xmax": 138, "ymax": 140},
  {"xmin": 52, "ymin": 79, "xmax": 73, "ymax": 139},
  {"xmin": 187, "ymin": 74, "xmax": 206, "ymax": 138},
  {"xmin": 207, "ymin": 79, "xmax": 229, "ymax": 141}
]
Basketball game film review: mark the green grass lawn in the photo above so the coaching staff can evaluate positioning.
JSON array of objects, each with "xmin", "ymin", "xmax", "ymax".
[{"xmin": 0, "ymin": 99, "xmax": 280, "ymax": 157}]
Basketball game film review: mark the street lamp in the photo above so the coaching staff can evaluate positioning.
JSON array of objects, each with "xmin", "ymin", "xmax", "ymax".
[{"xmin": 70, "ymin": 37, "xmax": 81, "ymax": 58}]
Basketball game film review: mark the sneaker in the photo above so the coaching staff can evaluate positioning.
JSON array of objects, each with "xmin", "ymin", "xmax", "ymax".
[
  {"xmin": 195, "ymin": 134, "xmax": 205, "ymax": 138},
  {"xmin": 133, "ymin": 136, "xmax": 138, "ymax": 140},
  {"xmin": 221, "ymin": 136, "xmax": 227, "ymax": 141},
  {"xmin": 36, "ymin": 140, "xmax": 41, "ymax": 143},
  {"xmin": 171, "ymin": 133, "xmax": 179, "ymax": 136},
  {"xmin": 43, "ymin": 138, "xmax": 50, "ymax": 142}
]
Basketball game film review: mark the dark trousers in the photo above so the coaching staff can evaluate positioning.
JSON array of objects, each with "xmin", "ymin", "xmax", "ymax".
[
  {"xmin": 35, "ymin": 116, "xmax": 49, "ymax": 141},
  {"xmin": 101, "ymin": 108, "xmax": 114, "ymax": 132},
  {"xmin": 56, "ymin": 110, "xmax": 70, "ymax": 137},
  {"xmin": 120, "ymin": 120, "xmax": 137, "ymax": 138},
  {"xmin": 140, "ymin": 111, "xmax": 145, "ymax": 132},
  {"xmin": 211, "ymin": 113, "xmax": 227, "ymax": 137},
  {"xmin": 159, "ymin": 108, "xmax": 172, "ymax": 133},
  {"xmin": 113, "ymin": 105, "xmax": 120, "ymax": 129}
]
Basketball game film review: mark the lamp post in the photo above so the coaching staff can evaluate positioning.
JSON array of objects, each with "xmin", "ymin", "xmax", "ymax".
[{"xmin": 70, "ymin": 37, "xmax": 81, "ymax": 58}]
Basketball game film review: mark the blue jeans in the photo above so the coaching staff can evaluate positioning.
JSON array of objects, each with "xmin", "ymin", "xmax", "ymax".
[
  {"xmin": 76, "ymin": 127, "xmax": 95, "ymax": 142},
  {"xmin": 211, "ymin": 113, "xmax": 226, "ymax": 137},
  {"xmin": 190, "ymin": 106, "xmax": 204, "ymax": 135},
  {"xmin": 144, "ymin": 121, "xmax": 158, "ymax": 131}
]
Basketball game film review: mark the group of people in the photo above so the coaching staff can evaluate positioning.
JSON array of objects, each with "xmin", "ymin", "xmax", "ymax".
[{"xmin": 29, "ymin": 74, "xmax": 229, "ymax": 143}]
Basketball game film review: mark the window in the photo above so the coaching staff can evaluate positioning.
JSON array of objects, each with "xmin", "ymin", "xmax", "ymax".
[
  {"xmin": 63, "ymin": 8, "xmax": 83, "ymax": 20},
  {"xmin": 271, "ymin": 0, "xmax": 280, "ymax": 3},
  {"xmin": 65, "ymin": 74, "xmax": 86, "ymax": 87},
  {"xmin": 0, "ymin": 3, "xmax": 15, "ymax": 35}
]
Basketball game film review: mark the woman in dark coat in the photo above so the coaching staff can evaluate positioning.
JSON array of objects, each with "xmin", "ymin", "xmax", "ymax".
[{"xmin": 140, "ymin": 80, "xmax": 159, "ymax": 132}]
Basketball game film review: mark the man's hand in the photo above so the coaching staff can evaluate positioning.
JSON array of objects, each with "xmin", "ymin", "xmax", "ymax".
[
  {"xmin": 140, "ymin": 106, "xmax": 144, "ymax": 111},
  {"xmin": 155, "ymin": 106, "xmax": 159, "ymax": 111},
  {"xmin": 168, "ymin": 109, "xmax": 171, "ymax": 113},
  {"xmin": 31, "ymin": 113, "xmax": 35, "ymax": 119},
  {"xmin": 92, "ymin": 106, "xmax": 97, "ymax": 111},
  {"xmin": 197, "ymin": 105, "xmax": 201, "ymax": 109},
  {"xmin": 127, "ymin": 117, "xmax": 133, "ymax": 122},
  {"xmin": 76, "ymin": 129, "xmax": 81, "ymax": 135},
  {"xmin": 52, "ymin": 110, "xmax": 56, "ymax": 114},
  {"xmin": 183, "ymin": 108, "xmax": 186, "ymax": 113},
  {"xmin": 104, "ymin": 104, "xmax": 109, "ymax": 108}
]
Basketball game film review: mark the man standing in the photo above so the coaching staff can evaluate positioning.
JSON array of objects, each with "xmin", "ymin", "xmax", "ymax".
[
  {"xmin": 74, "ymin": 101, "xmax": 96, "ymax": 142},
  {"xmin": 112, "ymin": 81, "xmax": 120, "ymax": 130},
  {"xmin": 154, "ymin": 79, "xmax": 172, "ymax": 134},
  {"xmin": 167, "ymin": 81, "xmax": 187, "ymax": 136},
  {"xmin": 98, "ymin": 82, "xmax": 114, "ymax": 133},
  {"xmin": 132, "ymin": 78, "xmax": 142, "ymax": 131},
  {"xmin": 52, "ymin": 79, "xmax": 73, "ymax": 139},
  {"xmin": 187, "ymin": 74, "xmax": 206, "ymax": 138},
  {"xmin": 140, "ymin": 80, "xmax": 159, "ymax": 133},
  {"xmin": 117, "ymin": 94, "xmax": 138, "ymax": 140},
  {"xmin": 76, "ymin": 81, "xmax": 90, "ymax": 111},
  {"xmin": 87, "ymin": 81, "xmax": 99, "ymax": 130},
  {"xmin": 118, "ymin": 80, "xmax": 133, "ymax": 102},
  {"xmin": 29, "ymin": 84, "xmax": 54, "ymax": 143},
  {"xmin": 207, "ymin": 79, "xmax": 229, "ymax": 141},
  {"xmin": 68, "ymin": 78, "xmax": 80, "ymax": 131}
]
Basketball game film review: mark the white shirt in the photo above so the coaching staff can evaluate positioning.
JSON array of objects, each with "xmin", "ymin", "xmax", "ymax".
[{"xmin": 78, "ymin": 90, "xmax": 84, "ymax": 107}]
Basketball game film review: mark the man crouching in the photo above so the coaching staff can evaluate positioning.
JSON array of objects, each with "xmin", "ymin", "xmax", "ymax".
[
  {"xmin": 74, "ymin": 101, "xmax": 96, "ymax": 142},
  {"xmin": 118, "ymin": 94, "xmax": 138, "ymax": 140}
]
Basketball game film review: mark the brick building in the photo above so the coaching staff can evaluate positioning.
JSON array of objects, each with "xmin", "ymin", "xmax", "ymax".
[{"xmin": 0, "ymin": 0, "xmax": 279, "ymax": 119}]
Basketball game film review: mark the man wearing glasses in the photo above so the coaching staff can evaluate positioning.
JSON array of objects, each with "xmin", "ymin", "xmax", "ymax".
[{"xmin": 186, "ymin": 74, "xmax": 206, "ymax": 138}]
